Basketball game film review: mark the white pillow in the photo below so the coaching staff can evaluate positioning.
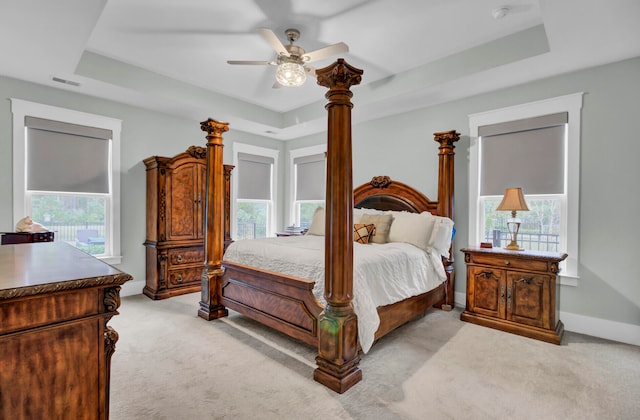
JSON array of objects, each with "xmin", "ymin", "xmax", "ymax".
[
  {"xmin": 429, "ymin": 216, "xmax": 454, "ymax": 258},
  {"xmin": 306, "ymin": 207, "xmax": 325, "ymax": 236},
  {"xmin": 387, "ymin": 211, "xmax": 436, "ymax": 252},
  {"xmin": 354, "ymin": 207, "xmax": 385, "ymax": 223},
  {"xmin": 353, "ymin": 208, "xmax": 364, "ymax": 224}
]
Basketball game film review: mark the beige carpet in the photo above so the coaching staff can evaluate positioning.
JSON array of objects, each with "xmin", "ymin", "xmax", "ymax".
[{"xmin": 109, "ymin": 293, "xmax": 640, "ymax": 420}]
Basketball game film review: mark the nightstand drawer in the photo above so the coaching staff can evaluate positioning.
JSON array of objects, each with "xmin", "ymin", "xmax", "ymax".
[{"xmin": 469, "ymin": 253, "xmax": 549, "ymax": 272}]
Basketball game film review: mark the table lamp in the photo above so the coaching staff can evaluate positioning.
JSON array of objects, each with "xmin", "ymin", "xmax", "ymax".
[{"xmin": 496, "ymin": 187, "xmax": 529, "ymax": 251}]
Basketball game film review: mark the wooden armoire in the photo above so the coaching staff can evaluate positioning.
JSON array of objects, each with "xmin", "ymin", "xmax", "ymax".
[{"xmin": 143, "ymin": 146, "xmax": 233, "ymax": 299}]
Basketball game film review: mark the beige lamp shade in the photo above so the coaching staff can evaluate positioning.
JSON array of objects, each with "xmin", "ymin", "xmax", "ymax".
[
  {"xmin": 496, "ymin": 187, "xmax": 529, "ymax": 250},
  {"xmin": 496, "ymin": 188, "xmax": 529, "ymax": 212}
]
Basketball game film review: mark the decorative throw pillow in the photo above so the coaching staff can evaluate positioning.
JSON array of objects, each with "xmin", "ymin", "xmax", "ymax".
[
  {"xmin": 306, "ymin": 207, "xmax": 325, "ymax": 236},
  {"xmin": 353, "ymin": 223, "xmax": 376, "ymax": 244},
  {"xmin": 359, "ymin": 213, "xmax": 394, "ymax": 244}
]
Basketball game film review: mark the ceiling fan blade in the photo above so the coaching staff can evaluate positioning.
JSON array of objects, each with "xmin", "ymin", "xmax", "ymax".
[
  {"xmin": 259, "ymin": 28, "xmax": 288, "ymax": 56},
  {"xmin": 303, "ymin": 42, "xmax": 349, "ymax": 63},
  {"xmin": 227, "ymin": 60, "xmax": 276, "ymax": 66}
]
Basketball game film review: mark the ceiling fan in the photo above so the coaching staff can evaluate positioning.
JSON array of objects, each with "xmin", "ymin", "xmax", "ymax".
[{"xmin": 227, "ymin": 28, "xmax": 349, "ymax": 87}]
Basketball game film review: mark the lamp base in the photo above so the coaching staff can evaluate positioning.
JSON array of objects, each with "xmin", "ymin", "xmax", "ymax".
[{"xmin": 504, "ymin": 240, "xmax": 524, "ymax": 251}]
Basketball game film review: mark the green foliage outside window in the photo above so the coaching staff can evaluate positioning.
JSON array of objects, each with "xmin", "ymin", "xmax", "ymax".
[
  {"xmin": 31, "ymin": 194, "xmax": 105, "ymax": 225},
  {"xmin": 29, "ymin": 193, "xmax": 106, "ymax": 255}
]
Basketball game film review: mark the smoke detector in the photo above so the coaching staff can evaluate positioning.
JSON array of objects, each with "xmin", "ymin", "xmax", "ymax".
[{"xmin": 492, "ymin": 6, "xmax": 510, "ymax": 20}]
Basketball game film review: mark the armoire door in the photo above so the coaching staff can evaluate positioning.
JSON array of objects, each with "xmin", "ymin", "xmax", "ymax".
[{"xmin": 166, "ymin": 162, "xmax": 200, "ymax": 241}]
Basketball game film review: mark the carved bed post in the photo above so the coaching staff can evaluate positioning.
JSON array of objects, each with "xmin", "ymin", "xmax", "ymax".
[
  {"xmin": 314, "ymin": 59, "xmax": 363, "ymax": 394},
  {"xmin": 434, "ymin": 130, "xmax": 460, "ymax": 310},
  {"xmin": 198, "ymin": 118, "xmax": 229, "ymax": 320}
]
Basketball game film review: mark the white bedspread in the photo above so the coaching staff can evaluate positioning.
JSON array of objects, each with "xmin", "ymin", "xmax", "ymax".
[{"xmin": 223, "ymin": 235, "xmax": 444, "ymax": 353}]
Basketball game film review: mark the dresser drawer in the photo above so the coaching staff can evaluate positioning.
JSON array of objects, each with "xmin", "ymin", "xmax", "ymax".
[
  {"xmin": 469, "ymin": 253, "xmax": 549, "ymax": 273},
  {"xmin": 167, "ymin": 246, "xmax": 204, "ymax": 267},
  {"xmin": 167, "ymin": 267, "xmax": 203, "ymax": 287}
]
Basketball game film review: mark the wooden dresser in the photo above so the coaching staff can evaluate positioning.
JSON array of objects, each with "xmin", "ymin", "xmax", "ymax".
[
  {"xmin": 460, "ymin": 247, "xmax": 568, "ymax": 344},
  {"xmin": 0, "ymin": 242, "xmax": 132, "ymax": 419},
  {"xmin": 143, "ymin": 146, "xmax": 233, "ymax": 299}
]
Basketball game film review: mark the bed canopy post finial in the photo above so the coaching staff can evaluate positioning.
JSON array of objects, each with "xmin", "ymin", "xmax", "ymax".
[
  {"xmin": 434, "ymin": 130, "xmax": 459, "ymax": 310},
  {"xmin": 313, "ymin": 58, "xmax": 364, "ymax": 394},
  {"xmin": 198, "ymin": 118, "xmax": 230, "ymax": 321}
]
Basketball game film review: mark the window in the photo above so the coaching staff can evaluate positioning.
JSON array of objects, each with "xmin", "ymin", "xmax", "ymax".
[
  {"xmin": 468, "ymin": 93, "xmax": 583, "ymax": 284},
  {"xmin": 289, "ymin": 145, "xmax": 326, "ymax": 229},
  {"xmin": 11, "ymin": 99, "xmax": 122, "ymax": 264},
  {"xmin": 232, "ymin": 143, "xmax": 278, "ymax": 239}
]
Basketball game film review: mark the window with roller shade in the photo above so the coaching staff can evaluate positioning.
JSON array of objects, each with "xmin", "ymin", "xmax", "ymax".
[
  {"xmin": 234, "ymin": 145, "xmax": 278, "ymax": 239},
  {"xmin": 291, "ymin": 149, "xmax": 325, "ymax": 229},
  {"xmin": 11, "ymin": 99, "xmax": 122, "ymax": 264},
  {"xmin": 468, "ymin": 93, "xmax": 583, "ymax": 281},
  {"xmin": 479, "ymin": 113, "xmax": 566, "ymax": 253}
]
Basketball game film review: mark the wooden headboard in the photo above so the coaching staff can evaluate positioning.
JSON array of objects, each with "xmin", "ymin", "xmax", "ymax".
[{"xmin": 354, "ymin": 175, "xmax": 439, "ymax": 215}]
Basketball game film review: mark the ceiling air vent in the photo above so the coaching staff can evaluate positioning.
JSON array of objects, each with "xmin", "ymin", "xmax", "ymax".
[{"xmin": 51, "ymin": 76, "xmax": 81, "ymax": 87}]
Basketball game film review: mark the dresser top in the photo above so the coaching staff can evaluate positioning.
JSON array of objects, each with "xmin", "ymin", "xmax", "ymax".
[{"xmin": 0, "ymin": 242, "xmax": 132, "ymax": 300}]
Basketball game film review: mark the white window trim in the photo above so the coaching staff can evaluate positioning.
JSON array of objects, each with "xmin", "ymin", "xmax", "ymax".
[
  {"xmin": 288, "ymin": 144, "xmax": 325, "ymax": 226},
  {"xmin": 232, "ymin": 142, "xmax": 279, "ymax": 238},
  {"xmin": 11, "ymin": 98, "xmax": 122, "ymax": 265},
  {"xmin": 468, "ymin": 92, "xmax": 583, "ymax": 285}
]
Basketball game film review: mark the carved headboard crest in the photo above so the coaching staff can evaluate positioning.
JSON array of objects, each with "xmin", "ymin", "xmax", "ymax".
[
  {"xmin": 370, "ymin": 175, "xmax": 392, "ymax": 189},
  {"xmin": 186, "ymin": 145, "xmax": 207, "ymax": 159}
]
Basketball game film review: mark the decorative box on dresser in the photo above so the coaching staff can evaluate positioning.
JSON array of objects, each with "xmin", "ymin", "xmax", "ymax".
[
  {"xmin": 0, "ymin": 242, "xmax": 132, "ymax": 419},
  {"xmin": 1, "ymin": 231, "xmax": 55, "ymax": 244},
  {"xmin": 143, "ymin": 146, "xmax": 233, "ymax": 299},
  {"xmin": 460, "ymin": 247, "xmax": 568, "ymax": 344}
]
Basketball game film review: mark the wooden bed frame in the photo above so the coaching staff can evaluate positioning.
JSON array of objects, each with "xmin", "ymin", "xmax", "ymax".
[{"xmin": 197, "ymin": 59, "xmax": 459, "ymax": 393}]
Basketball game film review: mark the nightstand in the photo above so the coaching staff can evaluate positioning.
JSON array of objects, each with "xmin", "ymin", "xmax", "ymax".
[{"xmin": 460, "ymin": 247, "xmax": 568, "ymax": 344}]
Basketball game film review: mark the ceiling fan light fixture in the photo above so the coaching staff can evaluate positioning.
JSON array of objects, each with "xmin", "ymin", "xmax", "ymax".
[{"xmin": 275, "ymin": 62, "xmax": 306, "ymax": 87}]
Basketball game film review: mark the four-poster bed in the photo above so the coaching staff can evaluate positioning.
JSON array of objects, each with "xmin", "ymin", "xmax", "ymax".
[{"xmin": 198, "ymin": 59, "xmax": 459, "ymax": 393}]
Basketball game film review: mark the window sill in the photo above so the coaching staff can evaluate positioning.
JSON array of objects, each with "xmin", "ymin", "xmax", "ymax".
[
  {"xmin": 98, "ymin": 255, "xmax": 122, "ymax": 265},
  {"xmin": 559, "ymin": 272, "xmax": 579, "ymax": 287}
]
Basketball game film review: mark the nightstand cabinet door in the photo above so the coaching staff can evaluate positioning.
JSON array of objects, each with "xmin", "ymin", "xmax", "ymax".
[
  {"xmin": 468, "ymin": 266, "xmax": 505, "ymax": 319},
  {"xmin": 507, "ymin": 272, "xmax": 551, "ymax": 329}
]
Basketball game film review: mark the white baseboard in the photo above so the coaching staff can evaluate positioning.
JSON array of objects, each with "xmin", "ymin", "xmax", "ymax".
[
  {"xmin": 560, "ymin": 311, "xmax": 640, "ymax": 347},
  {"xmin": 454, "ymin": 291, "xmax": 466, "ymax": 308},
  {"xmin": 120, "ymin": 279, "xmax": 144, "ymax": 297}
]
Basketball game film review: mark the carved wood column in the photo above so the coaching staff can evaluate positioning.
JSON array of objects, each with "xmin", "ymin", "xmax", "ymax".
[
  {"xmin": 434, "ymin": 130, "xmax": 460, "ymax": 310},
  {"xmin": 198, "ymin": 118, "xmax": 229, "ymax": 320},
  {"xmin": 314, "ymin": 59, "xmax": 363, "ymax": 394}
]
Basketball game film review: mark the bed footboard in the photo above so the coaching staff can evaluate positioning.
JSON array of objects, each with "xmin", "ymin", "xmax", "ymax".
[{"xmin": 221, "ymin": 261, "xmax": 323, "ymax": 346}]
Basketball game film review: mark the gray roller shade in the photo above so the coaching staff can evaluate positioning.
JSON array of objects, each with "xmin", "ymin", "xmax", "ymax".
[
  {"xmin": 480, "ymin": 112, "xmax": 567, "ymax": 196},
  {"xmin": 25, "ymin": 116, "xmax": 112, "ymax": 194},
  {"xmin": 238, "ymin": 152, "xmax": 273, "ymax": 200},
  {"xmin": 294, "ymin": 153, "xmax": 325, "ymax": 201}
]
